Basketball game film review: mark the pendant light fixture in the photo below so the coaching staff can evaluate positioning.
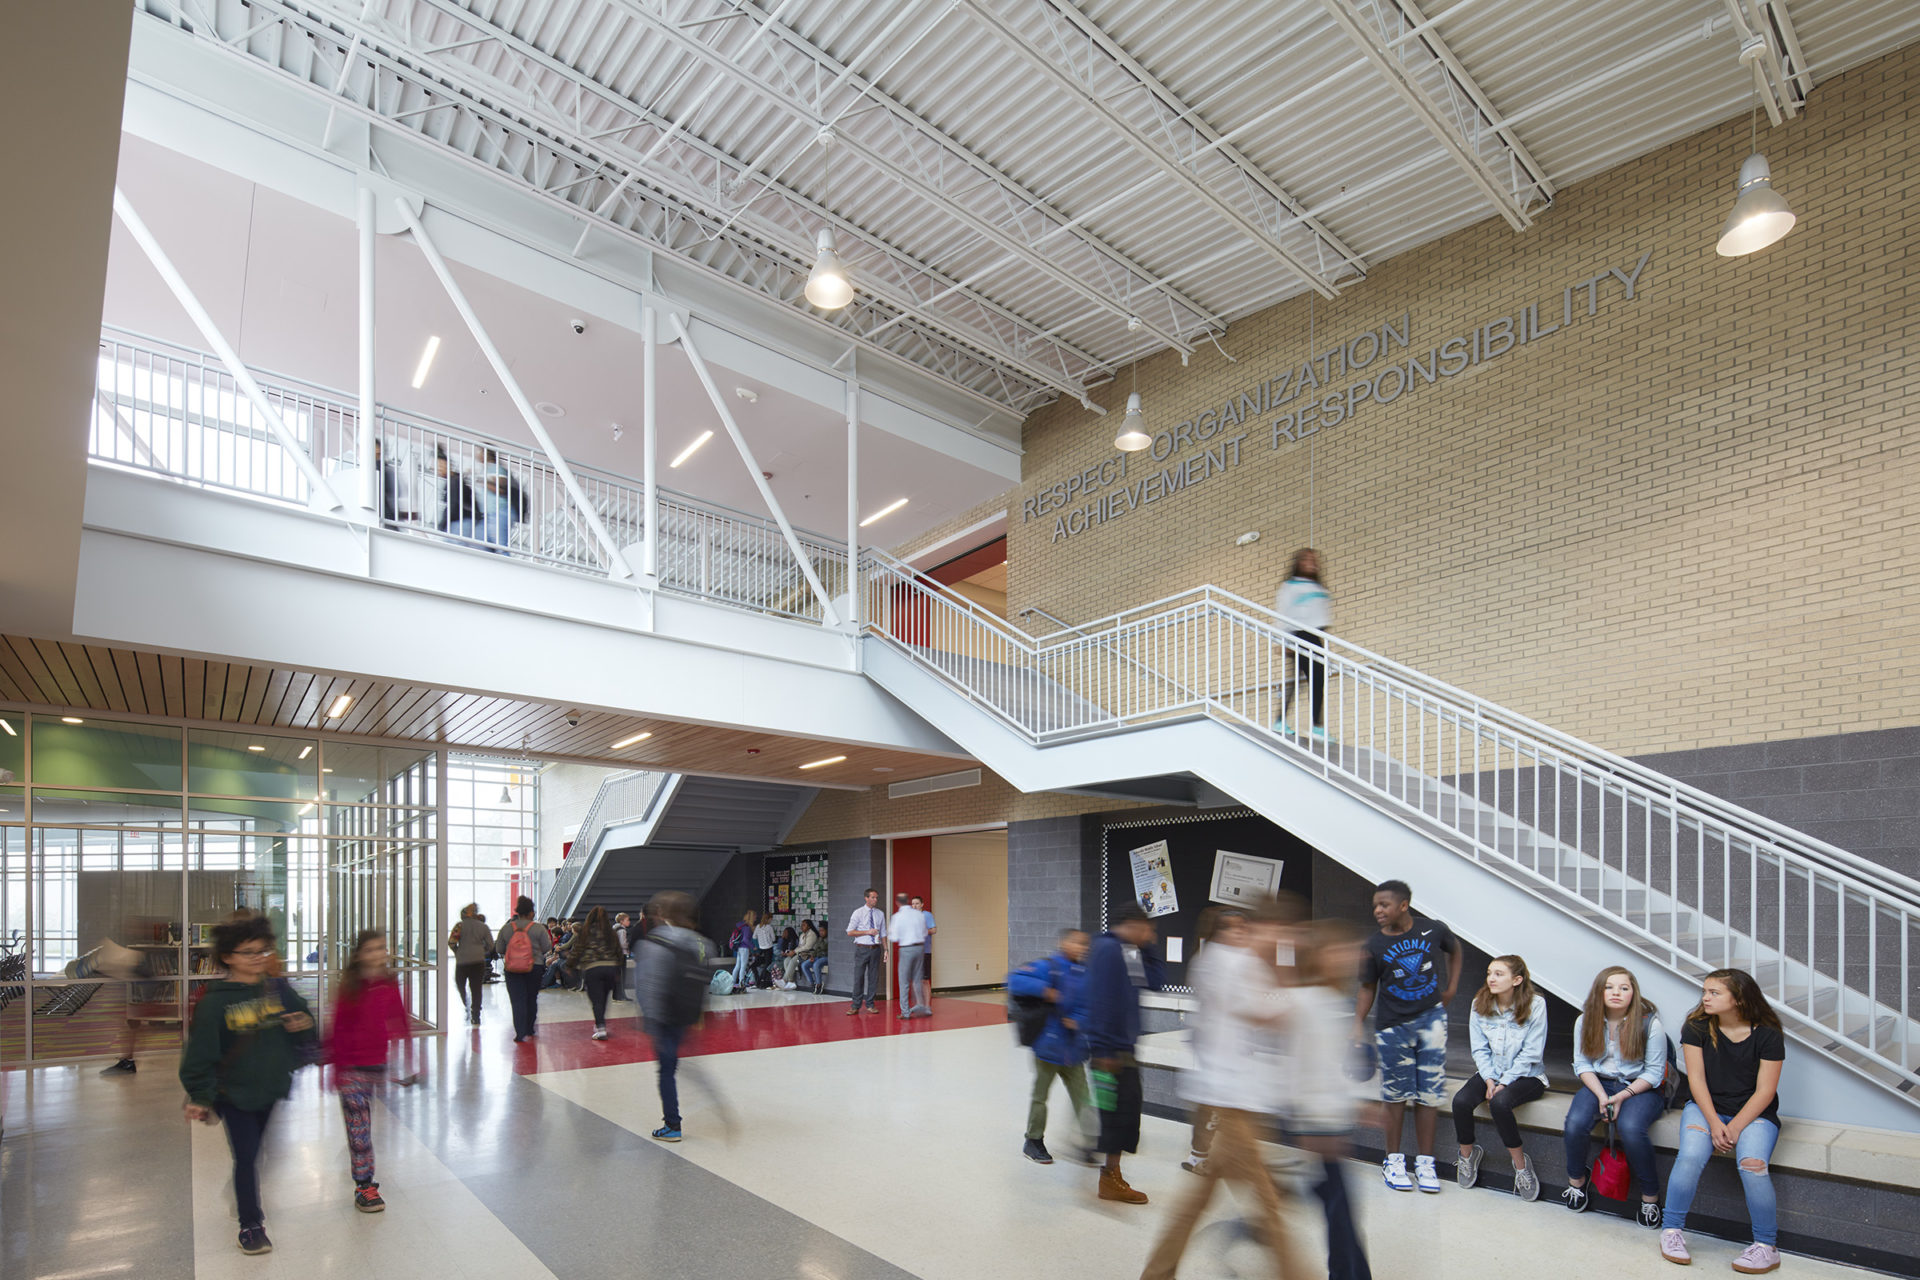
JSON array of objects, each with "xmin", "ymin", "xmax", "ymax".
[
  {"xmin": 805, "ymin": 132, "xmax": 854, "ymax": 309},
  {"xmin": 1113, "ymin": 349, "xmax": 1151, "ymax": 452},
  {"xmin": 1716, "ymin": 91, "xmax": 1796, "ymax": 257}
]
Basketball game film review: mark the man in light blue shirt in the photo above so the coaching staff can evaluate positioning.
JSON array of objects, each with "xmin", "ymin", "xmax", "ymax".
[
  {"xmin": 912, "ymin": 894, "xmax": 937, "ymax": 1013},
  {"xmin": 889, "ymin": 893, "xmax": 932, "ymax": 1018}
]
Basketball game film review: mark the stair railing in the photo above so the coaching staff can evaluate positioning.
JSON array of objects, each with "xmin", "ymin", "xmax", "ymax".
[
  {"xmin": 861, "ymin": 549, "xmax": 1919, "ymax": 1089},
  {"xmin": 539, "ymin": 770, "xmax": 671, "ymax": 918}
]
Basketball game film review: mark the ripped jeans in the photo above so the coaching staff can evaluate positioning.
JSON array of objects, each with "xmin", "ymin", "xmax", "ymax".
[{"xmin": 1662, "ymin": 1102, "xmax": 1778, "ymax": 1244}]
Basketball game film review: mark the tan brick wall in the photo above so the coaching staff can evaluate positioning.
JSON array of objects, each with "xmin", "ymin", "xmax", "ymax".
[{"xmin": 1004, "ymin": 44, "xmax": 1920, "ymax": 761}]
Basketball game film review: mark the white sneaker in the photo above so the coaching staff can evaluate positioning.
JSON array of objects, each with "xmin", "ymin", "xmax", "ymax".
[
  {"xmin": 1383, "ymin": 1153, "xmax": 1415, "ymax": 1191},
  {"xmin": 1414, "ymin": 1154, "xmax": 1442, "ymax": 1193},
  {"xmin": 591, "ymin": 1028, "xmax": 608, "ymax": 1041}
]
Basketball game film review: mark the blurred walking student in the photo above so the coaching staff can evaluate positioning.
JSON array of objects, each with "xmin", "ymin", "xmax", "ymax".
[
  {"xmin": 1453, "ymin": 955, "xmax": 1549, "ymax": 1200},
  {"xmin": 495, "ymin": 897, "xmax": 552, "ymax": 1043},
  {"xmin": 1084, "ymin": 905, "xmax": 1165, "ymax": 1205},
  {"xmin": 1178, "ymin": 905, "xmax": 1242, "ymax": 1176},
  {"xmin": 638, "ymin": 891, "xmax": 728, "ymax": 1143},
  {"xmin": 1008, "ymin": 928, "xmax": 1093, "ymax": 1165},
  {"xmin": 449, "ymin": 903, "xmax": 494, "ymax": 1027},
  {"xmin": 1273, "ymin": 547, "xmax": 1332, "ymax": 738},
  {"xmin": 178, "ymin": 915, "xmax": 316, "ymax": 1256},
  {"xmin": 1660, "ymin": 970, "xmax": 1786, "ymax": 1275},
  {"xmin": 1142, "ymin": 901, "xmax": 1306, "ymax": 1280},
  {"xmin": 1287, "ymin": 921, "xmax": 1374, "ymax": 1280},
  {"xmin": 328, "ymin": 930, "xmax": 415, "ymax": 1213},
  {"xmin": 569, "ymin": 906, "xmax": 625, "ymax": 1040},
  {"xmin": 1563, "ymin": 965, "xmax": 1668, "ymax": 1226},
  {"xmin": 1353, "ymin": 879, "xmax": 1461, "ymax": 1194}
]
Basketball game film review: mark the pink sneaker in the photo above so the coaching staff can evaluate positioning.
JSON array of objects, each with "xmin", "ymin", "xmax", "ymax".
[
  {"xmin": 1661, "ymin": 1230, "xmax": 1691, "ymax": 1265},
  {"xmin": 1732, "ymin": 1244, "xmax": 1780, "ymax": 1275}
]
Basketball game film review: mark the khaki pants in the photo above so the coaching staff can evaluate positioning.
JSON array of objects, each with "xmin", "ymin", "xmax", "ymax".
[
  {"xmin": 1140, "ymin": 1107, "xmax": 1305, "ymax": 1280},
  {"xmin": 1027, "ymin": 1059, "xmax": 1092, "ymax": 1142}
]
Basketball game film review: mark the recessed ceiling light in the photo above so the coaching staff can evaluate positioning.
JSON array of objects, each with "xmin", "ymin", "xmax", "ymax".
[
  {"xmin": 248, "ymin": 745, "xmax": 266, "ymax": 753},
  {"xmin": 536, "ymin": 401, "xmax": 565, "ymax": 418},
  {"xmin": 859, "ymin": 498, "xmax": 908, "ymax": 528},
  {"xmin": 298, "ymin": 745, "xmax": 313, "ymax": 760},
  {"xmin": 798, "ymin": 755, "xmax": 847, "ymax": 770},
  {"xmin": 326, "ymin": 694, "xmax": 354, "ymax": 718},
  {"xmin": 322, "ymin": 767, "xmax": 334, "ymax": 773},
  {"xmin": 61, "ymin": 716, "xmax": 84, "ymax": 725},
  {"xmin": 873, "ymin": 766, "xmax": 893, "ymax": 773},
  {"xmin": 670, "ymin": 430, "xmax": 714, "ymax": 468},
  {"xmin": 610, "ymin": 731, "xmax": 652, "ymax": 750},
  {"xmin": 0, "ymin": 718, "xmax": 15, "ymax": 737},
  {"xmin": 410, "ymin": 335, "xmax": 441, "ymax": 389}
]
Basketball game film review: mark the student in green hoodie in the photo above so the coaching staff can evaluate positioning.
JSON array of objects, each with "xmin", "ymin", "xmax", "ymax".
[{"xmin": 179, "ymin": 916, "xmax": 316, "ymax": 1256}]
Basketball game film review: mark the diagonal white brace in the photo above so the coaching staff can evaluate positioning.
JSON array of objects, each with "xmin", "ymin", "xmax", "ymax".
[
  {"xmin": 112, "ymin": 188, "xmax": 348, "ymax": 512},
  {"xmin": 670, "ymin": 311, "xmax": 841, "ymax": 628},
  {"xmin": 393, "ymin": 197, "xmax": 634, "ymax": 582}
]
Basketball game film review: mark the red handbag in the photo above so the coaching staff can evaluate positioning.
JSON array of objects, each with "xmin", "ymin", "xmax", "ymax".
[{"xmin": 1592, "ymin": 1122, "xmax": 1631, "ymax": 1200}]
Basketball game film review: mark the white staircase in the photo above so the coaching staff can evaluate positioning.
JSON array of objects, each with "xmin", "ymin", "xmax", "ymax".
[{"xmin": 858, "ymin": 552, "xmax": 1920, "ymax": 1129}]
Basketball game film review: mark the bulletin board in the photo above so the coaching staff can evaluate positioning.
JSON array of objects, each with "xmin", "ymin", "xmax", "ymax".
[
  {"xmin": 764, "ymin": 852, "xmax": 830, "ymax": 928},
  {"xmin": 1101, "ymin": 810, "xmax": 1315, "ymax": 991}
]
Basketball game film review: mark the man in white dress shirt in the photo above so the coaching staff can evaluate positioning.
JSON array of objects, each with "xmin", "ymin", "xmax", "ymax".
[
  {"xmin": 845, "ymin": 889, "xmax": 886, "ymax": 1015},
  {"xmin": 889, "ymin": 893, "xmax": 933, "ymax": 1019}
]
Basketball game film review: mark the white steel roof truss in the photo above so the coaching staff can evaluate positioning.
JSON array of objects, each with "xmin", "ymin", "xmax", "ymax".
[
  {"xmin": 587, "ymin": 0, "xmax": 1218, "ymax": 360},
  {"xmin": 1022, "ymin": 0, "xmax": 1369, "ymax": 297},
  {"xmin": 1315, "ymin": 0, "xmax": 1554, "ymax": 232},
  {"xmin": 181, "ymin": 0, "xmax": 1094, "ymax": 409},
  {"xmin": 953, "ymin": 0, "xmax": 1358, "ymax": 302}
]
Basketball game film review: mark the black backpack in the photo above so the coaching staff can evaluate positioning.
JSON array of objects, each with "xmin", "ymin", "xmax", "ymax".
[
  {"xmin": 644, "ymin": 933, "xmax": 709, "ymax": 1028},
  {"xmin": 1008, "ymin": 957, "xmax": 1059, "ymax": 1047}
]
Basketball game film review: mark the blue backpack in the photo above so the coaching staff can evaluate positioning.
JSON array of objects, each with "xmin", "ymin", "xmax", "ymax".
[{"xmin": 708, "ymin": 969, "xmax": 735, "ymax": 997}]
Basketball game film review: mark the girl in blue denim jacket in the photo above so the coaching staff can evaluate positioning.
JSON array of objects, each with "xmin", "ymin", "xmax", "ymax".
[
  {"xmin": 1452, "ymin": 954, "xmax": 1549, "ymax": 1199},
  {"xmin": 1561, "ymin": 965, "xmax": 1668, "ymax": 1225}
]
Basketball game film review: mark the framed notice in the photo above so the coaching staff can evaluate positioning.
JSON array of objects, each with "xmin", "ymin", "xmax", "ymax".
[
  {"xmin": 1209, "ymin": 850, "xmax": 1283, "ymax": 906},
  {"xmin": 1128, "ymin": 840, "xmax": 1180, "ymax": 918}
]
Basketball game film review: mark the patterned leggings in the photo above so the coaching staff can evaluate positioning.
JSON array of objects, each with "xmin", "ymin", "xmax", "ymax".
[{"xmin": 338, "ymin": 1066, "xmax": 384, "ymax": 1185}]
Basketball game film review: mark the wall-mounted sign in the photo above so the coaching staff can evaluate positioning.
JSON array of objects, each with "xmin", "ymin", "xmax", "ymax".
[
  {"xmin": 1128, "ymin": 840, "xmax": 1179, "ymax": 918},
  {"xmin": 1025, "ymin": 252, "xmax": 1654, "ymax": 544},
  {"xmin": 1209, "ymin": 850, "xmax": 1284, "ymax": 906}
]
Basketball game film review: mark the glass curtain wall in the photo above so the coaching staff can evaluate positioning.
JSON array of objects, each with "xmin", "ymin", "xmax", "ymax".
[
  {"xmin": 0, "ymin": 709, "xmax": 442, "ymax": 1064},
  {"xmin": 446, "ymin": 755, "xmax": 539, "ymax": 932}
]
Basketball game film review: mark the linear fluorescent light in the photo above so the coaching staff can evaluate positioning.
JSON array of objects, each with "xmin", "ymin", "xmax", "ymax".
[
  {"xmin": 798, "ymin": 754, "xmax": 847, "ymax": 770},
  {"xmin": 0, "ymin": 718, "xmax": 14, "ymax": 736},
  {"xmin": 326, "ymin": 694, "xmax": 354, "ymax": 718},
  {"xmin": 669, "ymin": 430, "xmax": 714, "ymax": 468},
  {"xmin": 610, "ymin": 731, "xmax": 653, "ymax": 750},
  {"xmin": 859, "ymin": 498, "xmax": 908, "ymax": 528},
  {"xmin": 410, "ymin": 335, "xmax": 441, "ymax": 389},
  {"xmin": 61, "ymin": 716, "xmax": 84, "ymax": 725},
  {"xmin": 247, "ymin": 745, "xmax": 266, "ymax": 753},
  {"xmin": 298, "ymin": 745, "xmax": 313, "ymax": 760}
]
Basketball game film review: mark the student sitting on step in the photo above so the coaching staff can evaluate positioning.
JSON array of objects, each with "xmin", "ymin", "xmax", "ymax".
[
  {"xmin": 1452, "ymin": 954, "xmax": 1549, "ymax": 1200},
  {"xmin": 1561, "ymin": 964, "xmax": 1668, "ymax": 1226}
]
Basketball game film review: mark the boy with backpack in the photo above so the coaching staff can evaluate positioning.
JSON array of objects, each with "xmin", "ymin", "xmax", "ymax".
[
  {"xmin": 1007, "ymin": 928, "xmax": 1092, "ymax": 1166},
  {"xmin": 637, "ymin": 891, "xmax": 711, "ymax": 1142},
  {"xmin": 494, "ymin": 896, "xmax": 552, "ymax": 1043}
]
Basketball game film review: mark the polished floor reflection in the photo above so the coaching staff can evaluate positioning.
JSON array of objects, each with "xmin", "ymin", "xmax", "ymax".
[{"xmin": 0, "ymin": 986, "xmax": 1893, "ymax": 1279}]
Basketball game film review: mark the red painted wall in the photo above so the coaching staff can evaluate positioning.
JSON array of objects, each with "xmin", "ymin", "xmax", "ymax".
[{"xmin": 891, "ymin": 836, "xmax": 933, "ymax": 996}]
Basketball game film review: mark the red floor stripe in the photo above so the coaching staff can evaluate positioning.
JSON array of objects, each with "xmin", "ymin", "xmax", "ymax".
[{"xmin": 487, "ymin": 997, "xmax": 1010, "ymax": 1075}]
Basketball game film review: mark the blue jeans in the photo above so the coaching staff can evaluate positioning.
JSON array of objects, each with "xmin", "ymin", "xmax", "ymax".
[
  {"xmin": 1662, "ymin": 1102, "xmax": 1778, "ymax": 1244},
  {"xmin": 800, "ymin": 957, "xmax": 827, "ymax": 987},
  {"xmin": 1564, "ymin": 1077, "xmax": 1664, "ymax": 1195},
  {"xmin": 732, "ymin": 946, "xmax": 751, "ymax": 987},
  {"xmin": 646, "ymin": 1020, "xmax": 684, "ymax": 1129}
]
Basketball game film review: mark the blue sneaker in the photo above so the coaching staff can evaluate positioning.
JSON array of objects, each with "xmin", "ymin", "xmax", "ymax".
[
  {"xmin": 1310, "ymin": 725, "xmax": 1328, "ymax": 740},
  {"xmin": 650, "ymin": 1126, "xmax": 682, "ymax": 1143},
  {"xmin": 1274, "ymin": 720, "xmax": 1293, "ymax": 735}
]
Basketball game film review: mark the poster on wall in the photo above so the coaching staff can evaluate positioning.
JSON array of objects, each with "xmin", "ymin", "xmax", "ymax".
[
  {"xmin": 764, "ymin": 853, "xmax": 830, "ymax": 925},
  {"xmin": 1209, "ymin": 850, "xmax": 1284, "ymax": 906},
  {"xmin": 1128, "ymin": 840, "xmax": 1179, "ymax": 918}
]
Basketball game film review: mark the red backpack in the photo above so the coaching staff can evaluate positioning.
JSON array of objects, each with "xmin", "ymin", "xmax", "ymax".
[{"xmin": 502, "ymin": 920, "xmax": 537, "ymax": 973}]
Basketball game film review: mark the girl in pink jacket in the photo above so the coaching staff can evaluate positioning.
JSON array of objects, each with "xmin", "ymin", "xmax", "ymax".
[{"xmin": 328, "ymin": 930, "xmax": 414, "ymax": 1212}]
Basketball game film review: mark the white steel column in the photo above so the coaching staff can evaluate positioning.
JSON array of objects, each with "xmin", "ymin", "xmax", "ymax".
[
  {"xmin": 112, "ymin": 188, "xmax": 347, "ymax": 512},
  {"xmin": 356, "ymin": 184, "xmax": 377, "ymax": 513},
  {"xmin": 395, "ymin": 198, "xmax": 633, "ymax": 580},
  {"xmin": 845, "ymin": 361, "xmax": 861, "ymax": 632},
  {"xmin": 668, "ymin": 311, "xmax": 840, "ymax": 626},
  {"xmin": 641, "ymin": 304, "xmax": 658, "ymax": 582}
]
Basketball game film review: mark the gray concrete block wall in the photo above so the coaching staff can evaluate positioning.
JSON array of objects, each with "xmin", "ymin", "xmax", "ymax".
[
  {"xmin": 826, "ymin": 837, "xmax": 886, "ymax": 1000},
  {"xmin": 1006, "ymin": 815, "xmax": 1095, "ymax": 971}
]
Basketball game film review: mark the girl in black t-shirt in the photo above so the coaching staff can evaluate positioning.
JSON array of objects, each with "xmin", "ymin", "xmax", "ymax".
[{"xmin": 1659, "ymin": 968, "xmax": 1786, "ymax": 1274}]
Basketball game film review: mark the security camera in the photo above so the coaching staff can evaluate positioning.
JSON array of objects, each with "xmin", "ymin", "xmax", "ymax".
[
  {"xmin": 569, "ymin": 318, "xmax": 586, "ymax": 335},
  {"xmin": 565, "ymin": 711, "xmax": 581, "ymax": 727}
]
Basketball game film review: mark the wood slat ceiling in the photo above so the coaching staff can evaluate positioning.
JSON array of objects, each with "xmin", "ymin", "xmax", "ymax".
[{"xmin": 0, "ymin": 634, "xmax": 967, "ymax": 790}]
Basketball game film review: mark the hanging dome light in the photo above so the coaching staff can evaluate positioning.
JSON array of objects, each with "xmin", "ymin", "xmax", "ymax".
[
  {"xmin": 1716, "ymin": 153, "xmax": 1796, "ymax": 256},
  {"xmin": 805, "ymin": 227, "xmax": 854, "ymax": 309},
  {"xmin": 1113, "ymin": 392, "xmax": 1151, "ymax": 451}
]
